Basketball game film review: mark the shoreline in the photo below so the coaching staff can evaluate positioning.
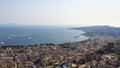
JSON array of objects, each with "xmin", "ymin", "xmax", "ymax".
[
  {"xmin": 0, "ymin": 38, "xmax": 90, "ymax": 47},
  {"xmin": 0, "ymin": 26, "xmax": 120, "ymax": 67}
]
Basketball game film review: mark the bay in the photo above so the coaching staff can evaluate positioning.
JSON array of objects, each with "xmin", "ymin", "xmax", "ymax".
[{"xmin": 0, "ymin": 25, "xmax": 89, "ymax": 46}]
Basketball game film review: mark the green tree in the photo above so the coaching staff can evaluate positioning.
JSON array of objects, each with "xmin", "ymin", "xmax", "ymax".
[{"xmin": 104, "ymin": 42, "xmax": 114, "ymax": 53}]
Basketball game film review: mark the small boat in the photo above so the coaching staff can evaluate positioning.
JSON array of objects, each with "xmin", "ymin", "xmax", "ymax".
[
  {"xmin": 8, "ymin": 36, "xmax": 11, "ymax": 39},
  {"xmin": 28, "ymin": 37, "xmax": 31, "ymax": 39},
  {"xmin": 1, "ymin": 42, "xmax": 4, "ymax": 44}
]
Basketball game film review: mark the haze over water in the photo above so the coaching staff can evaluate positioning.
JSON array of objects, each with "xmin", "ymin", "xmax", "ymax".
[{"xmin": 0, "ymin": 25, "xmax": 88, "ymax": 46}]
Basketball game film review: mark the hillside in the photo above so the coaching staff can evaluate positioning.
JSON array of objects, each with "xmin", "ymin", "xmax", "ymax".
[{"xmin": 70, "ymin": 26, "xmax": 120, "ymax": 36}]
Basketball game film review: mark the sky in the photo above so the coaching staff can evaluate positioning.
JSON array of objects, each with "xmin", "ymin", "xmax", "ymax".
[{"xmin": 0, "ymin": 0, "xmax": 120, "ymax": 26}]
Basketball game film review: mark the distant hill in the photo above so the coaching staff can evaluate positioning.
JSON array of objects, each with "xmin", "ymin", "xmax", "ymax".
[{"xmin": 70, "ymin": 26, "xmax": 120, "ymax": 36}]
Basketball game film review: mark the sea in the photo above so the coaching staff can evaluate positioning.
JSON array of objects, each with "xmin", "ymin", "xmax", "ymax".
[{"xmin": 0, "ymin": 25, "xmax": 89, "ymax": 46}]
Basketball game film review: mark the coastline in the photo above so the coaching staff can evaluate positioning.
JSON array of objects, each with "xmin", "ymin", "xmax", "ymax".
[{"xmin": 0, "ymin": 26, "xmax": 120, "ymax": 68}]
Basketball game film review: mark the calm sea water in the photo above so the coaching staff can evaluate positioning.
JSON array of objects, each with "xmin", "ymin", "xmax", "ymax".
[{"xmin": 0, "ymin": 25, "xmax": 89, "ymax": 46}]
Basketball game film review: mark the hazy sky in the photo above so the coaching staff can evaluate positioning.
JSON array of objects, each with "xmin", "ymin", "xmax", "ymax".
[{"xmin": 0, "ymin": 0, "xmax": 120, "ymax": 26}]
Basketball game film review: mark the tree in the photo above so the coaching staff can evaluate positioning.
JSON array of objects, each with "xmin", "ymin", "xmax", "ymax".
[{"xmin": 104, "ymin": 42, "xmax": 115, "ymax": 53}]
